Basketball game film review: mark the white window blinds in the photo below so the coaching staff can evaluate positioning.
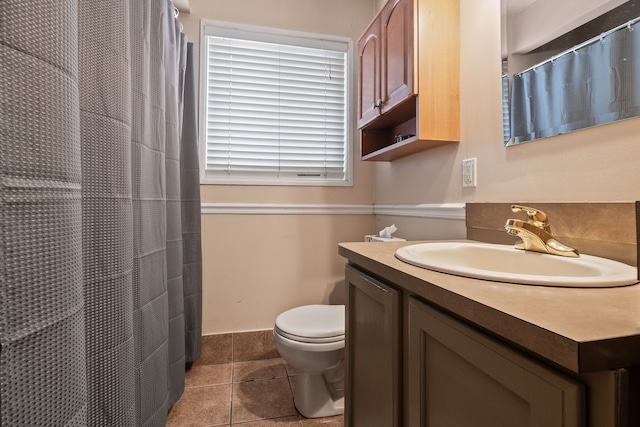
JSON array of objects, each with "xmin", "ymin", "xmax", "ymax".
[{"xmin": 201, "ymin": 23, "xmax": 351, "ymax": 185}]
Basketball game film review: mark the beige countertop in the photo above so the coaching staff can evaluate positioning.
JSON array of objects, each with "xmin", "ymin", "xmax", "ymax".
[{"xmin": 339, "ymin": 240, "xmax": 640, "ymax": 374}]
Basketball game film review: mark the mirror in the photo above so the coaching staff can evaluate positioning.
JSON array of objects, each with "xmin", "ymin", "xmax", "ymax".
[{"xmin": 501, "ymin": 0, "xmax": 640, "ymax": 146}]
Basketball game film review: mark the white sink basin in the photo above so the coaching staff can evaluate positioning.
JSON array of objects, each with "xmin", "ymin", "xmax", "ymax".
[{"xmin": 395, "ymin": 241, "xmax": 638, "ymax": 287}]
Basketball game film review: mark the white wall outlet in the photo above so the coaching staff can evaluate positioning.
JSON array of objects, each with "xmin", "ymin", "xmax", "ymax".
[{"xmin": 462, "ymin": 158, "xmax": 477, "ymax": 188}]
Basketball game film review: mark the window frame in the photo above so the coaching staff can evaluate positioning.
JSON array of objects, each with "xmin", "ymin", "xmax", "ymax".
[{"xmin": 199, "ymin": 19, "xmax": 354, "ymax": 186}]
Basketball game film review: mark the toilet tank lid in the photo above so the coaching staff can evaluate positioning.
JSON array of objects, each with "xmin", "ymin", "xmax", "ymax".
[{"xmin": 275, "ymin": 304, "xmax": 345, "ymax": 338}]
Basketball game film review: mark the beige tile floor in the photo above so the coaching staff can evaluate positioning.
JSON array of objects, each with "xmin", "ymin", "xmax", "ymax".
[{"xmin": 167, "ymin": 333, "xmax": 344, "ymax": 427}]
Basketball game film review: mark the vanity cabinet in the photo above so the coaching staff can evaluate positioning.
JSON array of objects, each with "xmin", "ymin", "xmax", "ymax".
[
  {"xmin": 407, "ymin": 297, "xmax": 584, "ymax": 427},
  {"xmin": 345, "ymin": 265, "xmax": 401, "ymax": 427},
  {"xmin": 357, "ymin": 0, "xmax": 459, "ymax": 161},
  {"xmin": 340, "ymin": 246, "xmax": 640, "ymax": 427}
]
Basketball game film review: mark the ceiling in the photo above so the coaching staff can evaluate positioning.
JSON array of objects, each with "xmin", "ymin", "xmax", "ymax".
[
  {"xmin": 173, "ymin": 0, "xmax": 190, "ymax": 13},
  {"xmin": 505, "ymin": 0, "xmax": 536, "ymax": 16}
]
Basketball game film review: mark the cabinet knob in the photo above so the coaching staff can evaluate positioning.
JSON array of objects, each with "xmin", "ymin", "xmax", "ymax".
[{"xmin": 371, "ymin": 99, "xmax": 383, "ymax": 110}]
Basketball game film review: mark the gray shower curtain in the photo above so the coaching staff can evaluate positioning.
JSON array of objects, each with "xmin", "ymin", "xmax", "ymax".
[{"xmin": 1, "ymin": 0, "xmax": 202, "ymax": 425}]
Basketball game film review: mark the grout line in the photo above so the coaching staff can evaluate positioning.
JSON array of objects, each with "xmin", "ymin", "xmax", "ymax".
[
  {"xmin": 228, "ymin": 368, "xmax": 235, "ymax": 426},
  {"xmin": 185, "ymin": 381, "xmax": 233, "ymax": 389},
  {"xmin": 231, "ymin": 332, "xmax": 235, "ymax": 365}
]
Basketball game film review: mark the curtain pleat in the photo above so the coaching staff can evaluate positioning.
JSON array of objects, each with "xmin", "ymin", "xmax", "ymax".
[
  {"xmin": 1, "ymin": 0, "xmax": 87, "ymax": 423},
  {"xmin": 130, "ymin": 1, "xmax": 172, "ymax": 424},
  {"xmin": 78, "ymin": 0, "xmax": 136, "ymax": 424},
  {"xmin": 181, "ymin": 42, "xmax": 203, "ymax": 363},
  {"xmin": 164, "ymin": 0, "xmax": 187, "ymax": 410},
  {"xmin": 1, "ymin": 1, "xmax": 201, "ymax": 425}
]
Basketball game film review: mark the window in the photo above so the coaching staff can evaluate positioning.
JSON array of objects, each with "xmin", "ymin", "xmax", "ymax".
[{"xmin": 200, "ymin": 21, "xmax": 352, "ymax": 186}]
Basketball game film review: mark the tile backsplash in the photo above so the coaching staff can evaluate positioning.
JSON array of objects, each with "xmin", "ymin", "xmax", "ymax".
[{"xmin": 465, "ymin": 202, "xmax": 637, "ymax": 266}]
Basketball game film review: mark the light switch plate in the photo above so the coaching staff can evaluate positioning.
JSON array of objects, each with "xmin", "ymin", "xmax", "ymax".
[{"xmin": 462, "ymin": 158, "xmax": 477, "ymax": 188}]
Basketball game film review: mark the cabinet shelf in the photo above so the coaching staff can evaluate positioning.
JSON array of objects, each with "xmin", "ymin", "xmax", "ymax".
[
  {"xmin": 360, "ymin": 96, "xmax": 458, "ymax": 161},
  {"xmin": 362, "ymin": 134, "xmax": 457, "ymax": 161}
]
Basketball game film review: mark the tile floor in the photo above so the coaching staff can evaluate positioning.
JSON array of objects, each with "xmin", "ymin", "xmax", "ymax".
[{"xmin": 167, "ymin": 332, "xmax": 344, "ymax": 427}]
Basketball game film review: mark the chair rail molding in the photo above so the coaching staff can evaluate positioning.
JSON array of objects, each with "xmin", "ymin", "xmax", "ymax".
[
  {"xmin": 373, "ymin": 203, "xmax": 465, "ymax": 220},
  {"xmin": 200, "ymin": 203, "xmax": 465, "ymax": 219}
]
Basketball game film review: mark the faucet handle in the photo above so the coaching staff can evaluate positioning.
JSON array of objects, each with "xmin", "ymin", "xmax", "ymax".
[{"xmin": 510, "ymin": 205, "xmax": 549, "ymax": 229}]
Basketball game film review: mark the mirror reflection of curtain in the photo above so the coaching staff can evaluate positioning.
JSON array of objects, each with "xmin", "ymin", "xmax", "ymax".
[
  {"xmin": 0, "ymin": 0, "xmax": 202, "ymax": 425},
  {"xmin": 502, "ymin": 73, "xmax": 511, "ymax": 144},
  {"xmin": 509, "ymin": 19, "xmax": 640, "ymax": 145}
]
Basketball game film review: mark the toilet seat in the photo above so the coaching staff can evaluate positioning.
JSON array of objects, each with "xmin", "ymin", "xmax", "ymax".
[
  {"xmin": 275, "ymin": 305, "xmax": 345, "ymax": 344},
  {"xmin": 274, "ymin": 328, "xmax": 345, "ymax": 352},
  {"xmin": 275, "ymin": 326, "xmax": 344, "ymax": 344}
]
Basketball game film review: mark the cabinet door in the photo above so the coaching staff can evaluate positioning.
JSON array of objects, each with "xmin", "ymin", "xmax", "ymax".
[
  {"xmin": 407, "ymin": 297, "xmax": 585, "ymax": 427},
  {"xmin": 345, "ymin": 265, "xmax": 401, "ymax": 427},
  {"xmin": 381, "ymin": 0, "xmax": 414, "ymax": 114},
  {"xmin": 357, "ymin": 17, "xmax": 381, "ymax": 129}
]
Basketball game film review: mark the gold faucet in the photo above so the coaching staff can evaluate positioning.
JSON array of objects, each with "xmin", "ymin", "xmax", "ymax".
[{"xmin": 504, "ymin": 205, "xmax": 579, "ymax": 257}]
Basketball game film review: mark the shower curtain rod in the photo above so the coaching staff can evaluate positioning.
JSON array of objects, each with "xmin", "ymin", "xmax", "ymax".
[{"xmin": 517, "ymin": 16, "xmax": 640, "ymax": 76}]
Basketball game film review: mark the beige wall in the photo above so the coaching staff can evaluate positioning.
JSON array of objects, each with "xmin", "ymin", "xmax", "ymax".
[
  {"xmin": 182, "ymin": 0, "xmax": 640, "ymax": 334},
  {"xmin": 180, "ymin": 0, "xmax": 377, "ymax": 334},
  {"xmin": 201, "ymin": 214, "xmax": 372, "ymax": 333},
  {"xmin": 376, "ymin": 0, "xmax": 640, "ymax": 237}
]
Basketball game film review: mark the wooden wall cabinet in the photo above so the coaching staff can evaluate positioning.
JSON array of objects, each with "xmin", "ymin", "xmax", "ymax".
[
  {"xmin": 357, "ymin": 17, "xmax": 381, "ymax": 128},
  {"xmin": 357, "ymin": 0, "xmax": 460, "ymax": 161},
  {"xmin": 357, "ymin": 0, "xmax": 414, "ymax": 130},
  {"xmin": 381, "ymin": 0, "xmax": 414, "ymax": 115}
]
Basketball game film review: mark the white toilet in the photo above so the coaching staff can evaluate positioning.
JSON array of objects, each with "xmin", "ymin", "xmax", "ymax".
[{"xmin": 273, "ymin": 304, "xmax": 345, "ymax": 418}]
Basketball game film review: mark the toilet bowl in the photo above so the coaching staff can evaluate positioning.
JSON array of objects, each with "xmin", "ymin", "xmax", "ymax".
[{"xmin": 273, "ymin": 304, "xmax": 345, "ymax": 418}]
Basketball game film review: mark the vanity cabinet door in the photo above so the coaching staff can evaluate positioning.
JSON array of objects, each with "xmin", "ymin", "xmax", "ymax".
[
  {"xmin": 345, "ymin": 265, "xmax": 401, "ymax": 427},
  {"xmin": 407, "ymin": 297, "xmax": 585, "ymax": 427}
]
